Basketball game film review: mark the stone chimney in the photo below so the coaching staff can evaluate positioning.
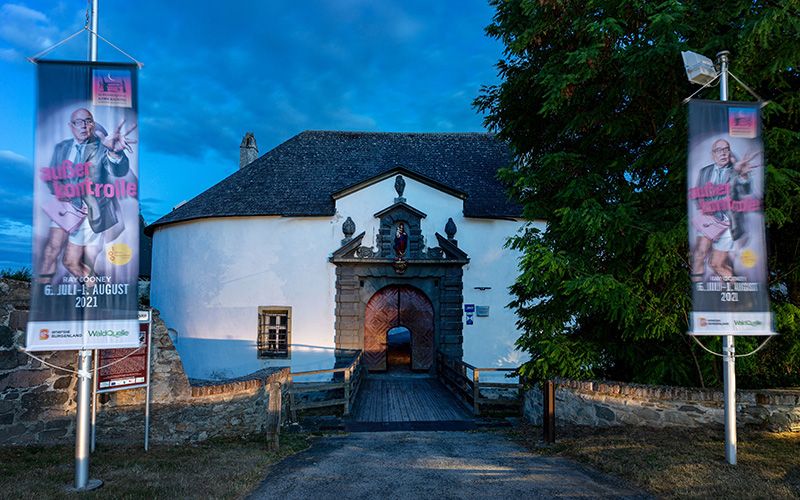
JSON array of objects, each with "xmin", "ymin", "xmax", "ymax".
[{"xmin": 239, "ymin": 132, "xmax": 258, "ymax": 169}]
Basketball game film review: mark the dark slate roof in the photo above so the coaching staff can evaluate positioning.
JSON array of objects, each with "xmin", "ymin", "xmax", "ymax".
[{"xmin": 147, "ymin": 131, "xmax": 520, "ymax": 234}]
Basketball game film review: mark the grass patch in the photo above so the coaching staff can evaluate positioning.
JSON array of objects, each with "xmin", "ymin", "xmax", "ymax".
[
  {"xmin": 0, "ymin": 433, "xmax": 310, "ymax": 498},
  {"xmin": 510, "ymin": 424, "xmax": 800, "ymax": 498}
]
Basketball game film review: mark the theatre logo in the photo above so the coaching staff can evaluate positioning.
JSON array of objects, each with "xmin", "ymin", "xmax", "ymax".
[{"xmin": 93, "ymin": 69, "xmax": 133, "ymax": 108}]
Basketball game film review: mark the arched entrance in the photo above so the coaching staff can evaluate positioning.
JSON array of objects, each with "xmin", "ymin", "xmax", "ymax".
[
  {"xmin": 364, "ymin": 285, "xmax": 434, "ymax": 371},
  {"xmin": 387, "ymin": 326, "xmax": 411, "ymax": 368}
]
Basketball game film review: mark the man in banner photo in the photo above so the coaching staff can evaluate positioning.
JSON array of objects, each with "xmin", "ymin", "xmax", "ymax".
[
  {"xmin": 690, "ymin": 138, "xmax": 758, "ymax": 282},
  {"xmin": 38, "ymin": 108, "xmax": 135, "ymax": 286},
  {"xmin": 687, "ymin": 100, "xmax": 772, "ymax": 335},
  {"xmin": 27, "ymin": 62, "xmax": 140, "ymax": 351}
]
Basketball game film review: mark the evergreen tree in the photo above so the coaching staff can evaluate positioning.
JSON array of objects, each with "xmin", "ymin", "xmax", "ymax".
[{"xmin": 475, "ymin": 0, "xmax": 800, "ymax": 387}]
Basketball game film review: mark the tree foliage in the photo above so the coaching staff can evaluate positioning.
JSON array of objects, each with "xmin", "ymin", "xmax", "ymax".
[{"xmin": 475, "ymin": 0, "xmax": 800, "ymax": 388}]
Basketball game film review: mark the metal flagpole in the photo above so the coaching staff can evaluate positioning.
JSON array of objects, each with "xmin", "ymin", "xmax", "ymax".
[
  {"xmin": 144, "ymin": 314, "xmax": 152, "ymax": 451},
  {"xmin": 717, "ymin": 50, "xmax": 737, "ymax": 466},
  {"xmin": 73, "ymin": 0, "xmax": 103, "ymax": 491},
  {"xmin": 90, "ymin": 0, "xmax": 98, "ymax": 61},
  {"xmin": 91, "ymin": 350, "xmax": 97, "ymax": 453},
  {"xmin": 75, "ymin": 350, "xmax": 96, "ymax": 489}
]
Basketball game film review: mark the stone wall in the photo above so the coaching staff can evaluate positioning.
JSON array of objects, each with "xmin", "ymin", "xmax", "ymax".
[
  {"xmin": 0, "ymin": 278, "xmax": 288, "ymax": 445},
  {"xmin": 524, "ymin": 378, "xmax": 800, "ymax": 432}
]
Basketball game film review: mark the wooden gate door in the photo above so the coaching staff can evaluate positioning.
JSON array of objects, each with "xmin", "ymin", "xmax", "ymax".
[
  {"xmin": 401, "ymin": 290, "xmax": 434, "ymax": 370},
  {"xmin": 364, "ymin": 285, "xmax": 434, "ymax": 371},
  {"xmin": 364, "ymin": 287, "xmax": 398, "ymax": 370}
]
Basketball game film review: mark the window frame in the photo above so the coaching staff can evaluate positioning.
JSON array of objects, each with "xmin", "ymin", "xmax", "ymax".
[{"xmin": 257, "ymin": 306, "xmax": 292, "ymax": 359}]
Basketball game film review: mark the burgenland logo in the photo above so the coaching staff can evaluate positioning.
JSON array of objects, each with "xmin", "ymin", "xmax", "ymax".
[
  {"xmin": 734, "ymin": 320, "xmax": 763, "ymax": 327},
  {"xmin": 88, "ymin": 329, "xmax": 130, "ymax": 338},
  {"xmin": 39, "ymin": 329, "xmax": 49, "ymax": 340},
  {"xmin": 699, "ymin": 317, "xmax": 708, "ymax": 327}
]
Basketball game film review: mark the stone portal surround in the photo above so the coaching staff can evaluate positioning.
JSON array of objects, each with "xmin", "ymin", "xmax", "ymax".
[
  {"xmin": 334, "ymin": 264, "xmax": 464, "ymax": 361},
  {"xmin": 0, "ymin": 278, "xmax": 287, "ymax": 445},
  {"xmin": 524, "ymin": 378, "xmax": 800, "ymax": 432}
]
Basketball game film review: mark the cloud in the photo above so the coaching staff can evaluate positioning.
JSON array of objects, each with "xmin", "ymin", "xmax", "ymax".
[
  {"xmin": 0, "ymin": 150, "xmax": 32, "ymax": 244},
  {"xmin": 0, "ymin": 0, "xmax": 507, "ymax": 266},
  {"xmin": 0, "ymin": 47, "xmax": 19, "ymax": 61},
  {"xmin": 0, "ymin": 149, "xmax": 29, "ymax": 163},
  {"xmin": 0, "ymin": 217, "xmax": 32, "ymax": 270},
  {"xmin": 113, "ymin": 0, "xmax": 499, "ymax": 164},
  {"xmin": 0, "ymin": 3, "xmax": 57, "ymax": 51},
  {"xmin": 0, "ymin": 149, "xmax": 32, "ymax": 192},
  {"xmin": 2, "ymin": 3, "xmax": 46, "ymax": 22}
]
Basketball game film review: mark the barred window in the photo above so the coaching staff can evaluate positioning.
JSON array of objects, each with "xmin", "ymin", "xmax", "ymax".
[{"xmin": 257, "ymin": 307, "xmax": 291, "ymax": 358}]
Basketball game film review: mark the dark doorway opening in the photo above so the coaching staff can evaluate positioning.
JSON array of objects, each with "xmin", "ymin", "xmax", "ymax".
[{"xmin": 387, "ymin": 326, "xmax": 411, "ymax": 369}]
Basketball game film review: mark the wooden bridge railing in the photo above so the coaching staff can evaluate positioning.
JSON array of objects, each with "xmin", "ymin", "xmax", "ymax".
[
  {"xmin": 287, "ymin": 351, "xmax": 365, "ymax": 421},
  {"xmin": 436, "ymin": 352, "xmax": 523, "ymax": 416}
]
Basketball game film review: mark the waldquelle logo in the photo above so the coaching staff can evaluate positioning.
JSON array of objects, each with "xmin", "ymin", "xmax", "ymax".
[
  {"xmin": 734, "ymin": 320, "xmax": 762, "ymax": 327},
  {"xmin": 87, "ymin": 329, "xmax": 130, "ymax": 338}
]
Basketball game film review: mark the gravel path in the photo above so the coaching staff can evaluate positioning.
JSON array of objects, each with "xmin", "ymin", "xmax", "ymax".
[{"xmin": 249, "ymin": 431, "xmax": 649, "ymax": 499}]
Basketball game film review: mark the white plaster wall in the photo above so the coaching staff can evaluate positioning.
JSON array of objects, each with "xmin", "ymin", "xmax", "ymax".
[
  {"xmin": 151, "ymin": 216, "xmax": 340, "ymax": 379},
  {"xmin": 152, "ymin": 175, "xmax": 544, "ymax": 380}
]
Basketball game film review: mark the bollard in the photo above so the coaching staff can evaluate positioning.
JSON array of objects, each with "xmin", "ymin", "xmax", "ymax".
[{"xmin": 543, "ymin": 380, "xmax": 555, "ymax": 443}]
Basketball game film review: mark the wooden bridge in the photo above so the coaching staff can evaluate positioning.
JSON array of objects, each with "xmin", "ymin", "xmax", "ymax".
[
  {"xmin": 347, "ymin": 371, "xmax": 473, "ymax": 431},
  {"xmin": 286, "ymin": 351, "xmax": 523, "ymax": 431}
]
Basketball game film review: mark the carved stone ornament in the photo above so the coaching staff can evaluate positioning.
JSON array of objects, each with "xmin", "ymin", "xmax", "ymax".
[
  {"xmin": 342, "ymin": 217, "xmax": 355, "ymax": 240},
  {"xmin": 393, "ymin": 258, "xmax": 408, "ymax": 274},
  {"xmin": 395, "ymin": 175, "xmax": 406, "ymax": 197},
  {"xmin": 445, "ymin": 217, "xmax": 457, "ymax": 239},
  {"xmin": 394, "ymin": 175, "xmax": 406, "ymax": 203},
  {"xmin": 356, "ymin": 246, "xmax": 377, "ymax": 258}
]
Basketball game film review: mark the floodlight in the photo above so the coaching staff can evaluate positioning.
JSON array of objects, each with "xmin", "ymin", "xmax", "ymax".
[{"xmin": 682, "ymin": 50, "xmax": 718, "ymax": 85}]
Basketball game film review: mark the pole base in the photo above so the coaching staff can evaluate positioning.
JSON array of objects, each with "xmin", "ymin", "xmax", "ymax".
[{"xmin": 66, "ymin": 478, "xmax": 103, "ymax": 492}]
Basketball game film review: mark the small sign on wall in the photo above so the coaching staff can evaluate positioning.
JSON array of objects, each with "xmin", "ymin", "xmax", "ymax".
[
  {"xmin": 476, "ymin": 306, "xmax": 490, "ymax": 317},
  {"xmin": 464, "ymin": 304, "xmax": 475, "ymax": 325}
]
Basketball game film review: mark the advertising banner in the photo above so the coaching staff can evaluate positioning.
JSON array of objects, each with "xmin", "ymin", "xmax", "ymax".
[
  {"xmin": 97, "ymin": 310, "xmax": 151, "ymax": 393},
  {"xmin": 687, "ymin": 100, "xmax": 773, "ymax": 335},
  {"xmin": 26, "ymin": 61, "xmax": 140, "ymax": 351}
]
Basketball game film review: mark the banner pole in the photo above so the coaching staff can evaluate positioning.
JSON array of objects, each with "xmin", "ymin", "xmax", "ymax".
[
  {"xmin": 71, "ymin": 0, "xmax": 104, "ymax": 491},
  {"xmin": 144, "ymin": 313, "xmax": 152, "ymax": 451},
  {"xmin": 716, "ymin": 49, "xmax": 737, "ymax": 466},
  {"xmin": 74, "ymin": 349, "xmax": 100, "ymax": 489},
  {"xmin": 90, "ymin": 349, "xmax": 97, "ymax": 453},
  {"xmin": 90, "ymin": 0, "xmax": 99, "ymax": 61},
  {"xmin": 723, "ymin": 336, "xmax": 736, "ymax": 464}
]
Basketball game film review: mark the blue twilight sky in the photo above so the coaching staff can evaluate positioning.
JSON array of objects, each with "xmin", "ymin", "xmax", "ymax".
[{"xmin": 0, "ymin": 1, "xmax": 504, "ymax": 270}]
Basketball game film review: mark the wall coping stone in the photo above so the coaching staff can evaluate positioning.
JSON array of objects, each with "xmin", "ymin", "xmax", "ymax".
[
  {"xmin": 189, "ymin": 368, "xmax": 287, "ymax": 397},
  {"xmin": 552, "ymin": 378, "xmax": 800, "ymax": 406}
]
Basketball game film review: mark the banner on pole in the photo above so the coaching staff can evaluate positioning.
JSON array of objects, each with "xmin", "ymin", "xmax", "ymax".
[
  {"xmin": 26, "ymin": 61, "xmax": 140, "ymax": 351},
  {"xmin": 687, "ymin": 100, "xmax": 774, "ymax": 335}
]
